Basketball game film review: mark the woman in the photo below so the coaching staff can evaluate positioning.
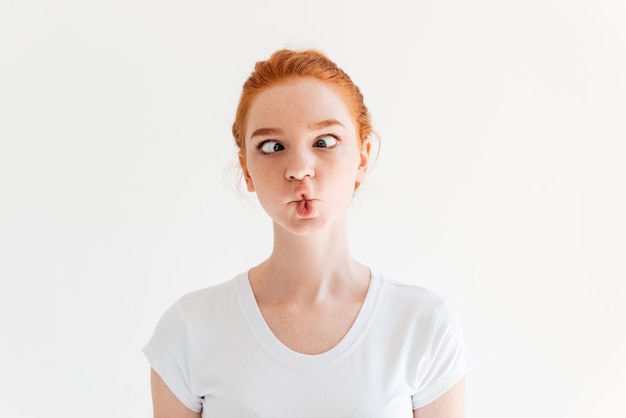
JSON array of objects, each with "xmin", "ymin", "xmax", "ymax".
[{"xmin": 144, "ymin": 49, "xmax": 471, "ymax": 418}]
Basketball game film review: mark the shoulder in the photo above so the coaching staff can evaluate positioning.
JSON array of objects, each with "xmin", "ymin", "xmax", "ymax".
[
  {"xmin": 373, "ymin": 273, "xmax": 463, "ymax": 339},
  {"xmin": 377, "ymin": 273, "xmax": 449, "ymax": 315},
  {"xmin": 146, "ymin": 271, "xmax": 251, "ymax": 355},
  {"xmin": 178, "ymin": 273, "xmax": 242, "ymax": 308},
  {"xmin": 159, "ymin": 272, "xmax": 246, "ymax": 327}
]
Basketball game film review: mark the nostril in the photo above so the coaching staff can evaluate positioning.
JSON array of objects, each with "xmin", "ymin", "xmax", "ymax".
[
  {"xmin": 285, "ymin": 162, "xmax": 314, "ymax": 181},
  {"xmin": 287, "ymin": 171, "xmax": 313, "ymax": 181}
]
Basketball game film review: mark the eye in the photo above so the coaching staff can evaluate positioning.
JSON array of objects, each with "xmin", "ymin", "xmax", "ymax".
[
  {"xmin": 259, "ymin": 140, "xmax": 284, "ymax": 154},
  {"xmin": 314, "ymin": 134, "xmax": 339, "ymax": 148}
]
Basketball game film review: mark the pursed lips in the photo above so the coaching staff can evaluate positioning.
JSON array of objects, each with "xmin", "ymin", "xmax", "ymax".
[{"xmin": 291, "ymin": 184, "xmax": 313, "ymax": 202}]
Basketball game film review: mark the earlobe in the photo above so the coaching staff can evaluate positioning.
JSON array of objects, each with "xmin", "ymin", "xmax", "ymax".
[
  {"xmin": 243, "ymin": 172, "xmax": 255, "ymax": 192},
  {"xmin": 238, "ymin": 153, "xmax": 255, "ymax": 192},
  {"xmin": 356, "ymin": 139, "xmax": 371, "ymax": 183}
]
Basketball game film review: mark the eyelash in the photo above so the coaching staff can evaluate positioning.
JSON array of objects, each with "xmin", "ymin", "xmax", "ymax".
[
  {"xmin": 257, "ymin": 140, "xmax": 284, "ymax": 153},
  {"xmin": 256, "ymin": 133, "xmax": 341, "ymax": 154},
  {"xmin": 317, "ymin": 133, "xmax": 341, "ymax": 146}
]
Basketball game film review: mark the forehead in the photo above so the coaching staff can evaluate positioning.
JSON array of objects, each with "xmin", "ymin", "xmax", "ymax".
[{"xmin": 246, "ymin": 78, "xmax": 355, "ymax": 136}]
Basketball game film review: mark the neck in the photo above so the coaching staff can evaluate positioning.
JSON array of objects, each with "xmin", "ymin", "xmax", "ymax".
[{"xmin": 249, "ymin": 219, "xmax": 369, "ymax": 305}]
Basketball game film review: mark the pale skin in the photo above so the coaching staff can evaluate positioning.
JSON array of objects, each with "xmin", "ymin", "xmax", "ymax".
[{"xmin": 150, "ymin": 77, "xmax": 465, "ymax": 418}]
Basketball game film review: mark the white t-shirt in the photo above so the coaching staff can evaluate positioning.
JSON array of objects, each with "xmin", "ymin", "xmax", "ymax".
[{"xmin": 143, "ymin": 270, "xmax": 471, "ymax": 417}]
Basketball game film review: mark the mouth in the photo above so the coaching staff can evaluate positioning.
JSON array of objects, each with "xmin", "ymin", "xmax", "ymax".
[{"xmin": 295, "ymin": 199, "xmax": 315, "ymax": 217}]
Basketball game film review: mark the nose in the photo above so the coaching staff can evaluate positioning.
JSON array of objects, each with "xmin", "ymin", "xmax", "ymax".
[{"xmin": 285, "ymin": 147, "xmax": 315, "ymax": 181}]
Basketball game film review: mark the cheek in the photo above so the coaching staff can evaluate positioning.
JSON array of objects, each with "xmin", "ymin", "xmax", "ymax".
[
  {"xmin": 325, "ymin": 166, "xmax": 361, "ymax": 198},
  {"xmin": 245, "ymin": 161, "xmax": 279, "ymax": 192}
]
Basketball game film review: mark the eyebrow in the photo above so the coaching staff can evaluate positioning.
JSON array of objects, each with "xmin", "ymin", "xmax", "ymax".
[
  {"xmin": 250, "ymin": 127, "xmax": 284, "ymax": 139},
  {"xmin": 250, "ymin": 119, "xmax": 345, "ymax": 139},
  {"xmin": 309, "ymin": 119, "xmax": 345, "ymax": 130}
]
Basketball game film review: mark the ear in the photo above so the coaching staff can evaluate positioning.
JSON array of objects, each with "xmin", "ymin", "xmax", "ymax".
[
  {"xmin": 355, "ymin": 138, "xmax": 371, "ymax": 183},
  {"xmin": 238, "ymin": 153, "xmax": 255, "ymax": 192}
]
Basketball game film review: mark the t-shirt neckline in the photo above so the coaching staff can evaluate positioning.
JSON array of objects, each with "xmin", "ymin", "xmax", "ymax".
[{"xmin": 236, "ymin": 270, "xmax": 383, "ymax": 370}]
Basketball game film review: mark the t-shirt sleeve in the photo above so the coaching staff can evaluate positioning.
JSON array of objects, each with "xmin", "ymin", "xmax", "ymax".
[
  {"xmin": 143, "ymin": 300, "xmax": 203, "ymax": 413},
  {"xmin": 411, "ymin": 299, "xmax": 473, "ymax": 410}
]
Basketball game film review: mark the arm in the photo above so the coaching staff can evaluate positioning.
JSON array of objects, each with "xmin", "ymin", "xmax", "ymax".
[
  {"xmin": 413, "ymin": 378, "xmax": 465, "ymax": 418},
  {"xmin": 150, "ymin": 368, "xmax": 201, "ymax": 418}
]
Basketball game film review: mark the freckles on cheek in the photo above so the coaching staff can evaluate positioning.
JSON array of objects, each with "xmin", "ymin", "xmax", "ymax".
[{"xmin": 246, "ymin": 164, "xmax": 276, "ymax": 189}]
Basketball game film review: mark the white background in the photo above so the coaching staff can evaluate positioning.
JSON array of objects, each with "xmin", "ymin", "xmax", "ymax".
[{"xmin": 1, "ymin": 0, "xmax": 625, "ymax": 417}]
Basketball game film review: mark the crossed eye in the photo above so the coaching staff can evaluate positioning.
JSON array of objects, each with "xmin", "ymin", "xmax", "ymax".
[
  {"xmin": 314, "ymin": 135, "xmax": 338, "ymax": 148},
  {"xmin": 259, "ymin": 134, "xmax": 339, "ymax": 154},
  {"xmin": 260, "ymin": 141, "xmax": 285, "ymax": 153}
]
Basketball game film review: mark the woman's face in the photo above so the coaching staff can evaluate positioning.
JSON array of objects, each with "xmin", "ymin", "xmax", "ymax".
[{"xmin": 241, "ymin": 77, "xmax": 370, "ymax": 236}]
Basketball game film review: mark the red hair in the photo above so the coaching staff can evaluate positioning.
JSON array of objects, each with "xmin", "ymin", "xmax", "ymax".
[{"xmin": 232, "ymin": 49, "xmax": 373, "ymax": 155}]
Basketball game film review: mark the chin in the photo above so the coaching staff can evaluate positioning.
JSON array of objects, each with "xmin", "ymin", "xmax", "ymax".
[
  {"xmin": 285, "ymin": 219, "xmax": 326, "ymax": 236},
  {"xmin": 269, "ymin": 216, "xmax": 328, "ymax": 237}
]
